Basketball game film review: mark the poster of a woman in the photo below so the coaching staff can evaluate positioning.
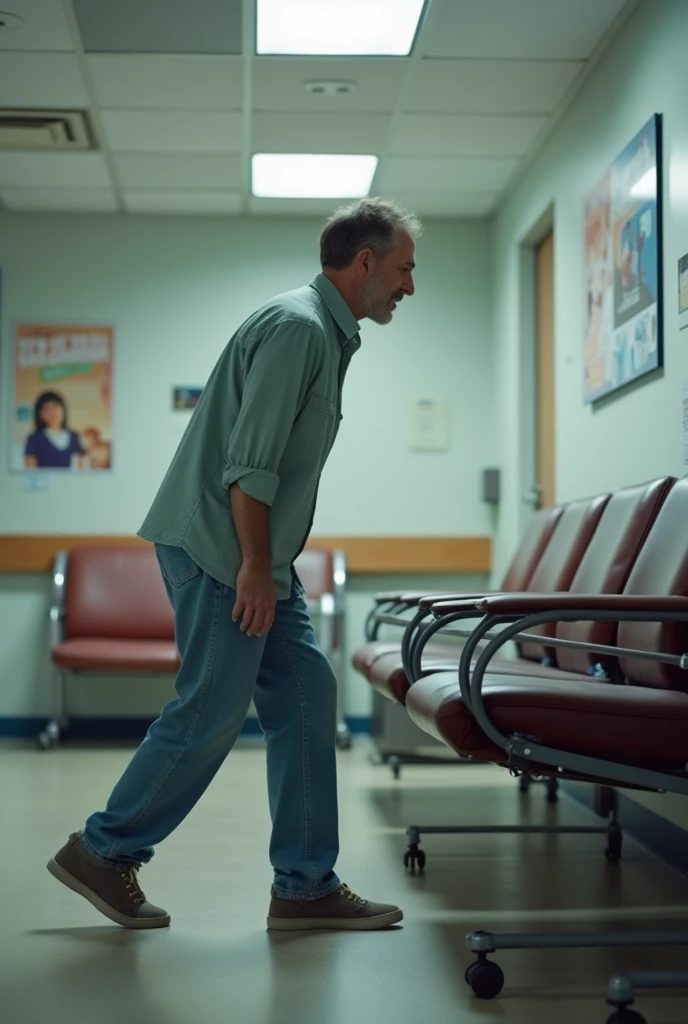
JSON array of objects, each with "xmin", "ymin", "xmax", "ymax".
[
  {"xmin": 11, "ymin": 324, "xmax": 114, "ymax": 473},
  {"xmin": 24, "ymin": 391, "xmax": 86, "ymax": 469}
]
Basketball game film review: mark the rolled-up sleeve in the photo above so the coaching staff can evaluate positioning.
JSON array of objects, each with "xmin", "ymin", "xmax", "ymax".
[{"xmin": 222, "ymin": 318, "xmax": 318, "ymax": 505}]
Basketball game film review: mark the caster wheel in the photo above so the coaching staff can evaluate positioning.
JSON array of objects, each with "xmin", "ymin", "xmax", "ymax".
[
  {"xmin": 389, "ymin": 756, "xmax": 401, "ymax": 780},
  {"xmin": 606, "ymin": 1011, "xmax": 646, "ymax": 1024},
  {"xmin": 36, "ymin": 732, "xmax": 54, "ymax": 751},
  {"xmin": 336, "ymin": 732, "xmax": 352, "ymax": 751},
  {"xmin": 403, "ymin": 846, "xmax": 426, "ymax": 875},
  {"xmin": 465, "ymin": 959, "xmax": 504, "ymax": 1000},
  {"xmin": 518, "ymin": 776, "xmax": 531, "ymax": 793},
  {"xmin": 605, "ymin": 830, "xmax": 623, "ymax": 865},
  {"xmin": 546, "ymin": 778, "xmax": 559, "ymax": 803}
]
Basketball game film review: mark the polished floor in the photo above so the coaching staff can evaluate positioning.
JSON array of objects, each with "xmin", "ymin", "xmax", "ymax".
[{"xmin": 2, "ymin": 737, "xmax": 688, "ymax": 1024}]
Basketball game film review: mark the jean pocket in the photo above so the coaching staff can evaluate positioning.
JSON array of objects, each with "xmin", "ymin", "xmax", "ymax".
[{"xmin": 155, "ymin": 544, "xmax": 202, "ymax": 589}]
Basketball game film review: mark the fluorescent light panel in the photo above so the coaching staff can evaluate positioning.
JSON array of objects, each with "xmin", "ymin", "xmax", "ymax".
[
  {"xmin": 252, "ymin": 154, "xmax": 378, "ymax": 198},
  {"xmin": 256, "ymin": 0, "xmax": 425, "ymax": 56}
]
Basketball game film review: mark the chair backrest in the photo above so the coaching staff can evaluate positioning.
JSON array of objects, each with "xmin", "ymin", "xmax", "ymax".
[
  {"xmin": 500, "ymin": 505, "xmax": 564, "ymax": 591},
  {"xmin": 294, "ymin": 548, "xmax": 334, "ymax": 601},
  {"xmin": 555, "ymin": 477, "xmax": 675, "ymax": 673},
  {"xmin": 64, "ymin": 545, "xmax": 175, "ymax": 640},
  {"xmin": 519, "ymin": 493, "xmax": 611, "ymax": 660},
  {"xmin": 618, "ymin": 476, "xmax": 688, "ymax": 690}
]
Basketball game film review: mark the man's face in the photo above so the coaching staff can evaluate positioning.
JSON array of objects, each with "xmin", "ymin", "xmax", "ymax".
[{"xmin": 359, "ymin": 230, "xmax": 416, "ymax": 325}]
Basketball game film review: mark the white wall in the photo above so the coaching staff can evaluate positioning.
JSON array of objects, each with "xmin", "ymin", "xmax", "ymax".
[
  {"xmin": 491, "ymin": 0, "xmax": 688, "ymax": 827},
  {"xmin": 0, "ymin": 212, "xmax": 494, "ymax": 722}
]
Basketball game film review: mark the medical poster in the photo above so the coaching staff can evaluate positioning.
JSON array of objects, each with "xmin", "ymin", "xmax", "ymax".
[
  {"xmin": 583, "ymin": 115, "xmax": 662, "ymax": 403},
  {"xmin": 679, "ymin": 253, "xmax": 688, "ymax": 332},
  {"xmin": 10, "ymin": 323, "xmax": 114, "ymax": 472}
]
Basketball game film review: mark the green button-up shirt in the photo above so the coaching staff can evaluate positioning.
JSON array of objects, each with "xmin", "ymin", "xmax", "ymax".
[{"xmin": 138, "ymin": 274, "xmax": 361, "ymax": 599}]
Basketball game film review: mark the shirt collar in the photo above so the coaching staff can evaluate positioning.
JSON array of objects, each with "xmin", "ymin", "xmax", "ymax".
[{"xmin": 311, "ymin": 274, "xmax": 360, "ymax": 343}]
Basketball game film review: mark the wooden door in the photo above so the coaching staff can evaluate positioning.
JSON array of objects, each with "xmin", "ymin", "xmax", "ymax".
[{"xmin": 535, "ymin": 233, "xmax": 555, "ymax": 509}]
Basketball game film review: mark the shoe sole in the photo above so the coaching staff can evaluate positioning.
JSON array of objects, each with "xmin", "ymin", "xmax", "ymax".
[
  {"xmin": 266, "ymin": 909, "xmax": 403, "ymax": 931},
  {"xmin": 46, "ymin": 858, "xmax": 171, "ymax": 930}
]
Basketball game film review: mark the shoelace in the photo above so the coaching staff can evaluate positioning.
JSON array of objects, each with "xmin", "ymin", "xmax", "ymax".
[
  {"xmin": 119, "ymin": 864, "xmax": 146, "ymax": 906},
  {"xmin": 338, "ymin": 884, "xmax": 368, "ymax": 906}
]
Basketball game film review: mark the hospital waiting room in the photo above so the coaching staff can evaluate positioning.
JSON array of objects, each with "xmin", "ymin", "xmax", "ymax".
[{"xmin": 3, "ymin": 1, "xmax": 688, "ymax": 1023}]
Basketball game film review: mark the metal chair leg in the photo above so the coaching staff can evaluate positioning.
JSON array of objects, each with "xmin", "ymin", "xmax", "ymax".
[{"xmin": 37, "ymin": 668, "xmax": 68, "ymax": 750}]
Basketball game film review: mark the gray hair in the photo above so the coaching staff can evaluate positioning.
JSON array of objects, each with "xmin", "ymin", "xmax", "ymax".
[{"xmin": 319, "ymin": 197, "xmax": 422, "ymax": 270}]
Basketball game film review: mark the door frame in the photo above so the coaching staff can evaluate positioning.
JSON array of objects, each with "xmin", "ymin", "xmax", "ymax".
[{"xmin": 517, "ymin": 205, "xmax": 555, "ymax": 536}]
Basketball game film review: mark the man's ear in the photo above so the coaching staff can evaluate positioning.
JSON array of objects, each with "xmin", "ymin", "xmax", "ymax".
[{"xmin": 353, "ymin": 247, "xmax": 374, "ymax": 277}]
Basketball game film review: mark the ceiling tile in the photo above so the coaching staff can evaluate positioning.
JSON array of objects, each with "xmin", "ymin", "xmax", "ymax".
[
  {"xmin": 408, "ymin": 59, "xmax": 583, "ymax": 114},
  {"xmin": 73, "ymin": 0, "xmax": 243, "ymax": 54},
  {"xmin": 101, "ymin": 110, "xmax": 243, "ymax": 153},
  {"xmin": 0, "ymin": 186, "xmax": 118, "ymax": 211},
  {"xmin": 0, "ymin": 52, "xmax": 88, "ymax": 107},
  {"xmin": 377, "ymin": 156, "xmax": 519, "ymax": 193},
  {"xmin": 424, "ymin": 0, "xmax": 628, "ymax": 60},
  {"xmin": 0, "ymin": 0, "xmax": 74, "ymax": 51},
  {"xmin": 123, "ymin": 190, "xmax": 242, "ymax": 214},
  {"xmin": 391, "ymin": 114, "xmax": 547, "ymax": 157},
  {"xmin": 253, "ymin": 112, "xmax": 390, "ymax": 154},
  {"xmin": 253, "ymin": 59, "xmax": 406, "ymax": 113},
  {"xmin": 248, "ymin": 197, "xmax": 341, "ymax": 216},
  {"xmin": 113, "ymin": 153, "xmax": 242, "ymax": 189},
  {"xmin": 389, "ymin": 192, "xmax": 498, "ymax": 217},
  {"xmin": 0, "ymin": 152, "xmax": 111, "ymax": 188},
  {"xmin": 89, "ymin": 55, "xmax": 243, "ymax": 110}
]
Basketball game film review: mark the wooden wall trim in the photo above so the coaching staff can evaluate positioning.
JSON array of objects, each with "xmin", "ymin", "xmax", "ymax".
[{"xmin": 0, "ymin": 535, "xmax": 491, "ymax": 575}]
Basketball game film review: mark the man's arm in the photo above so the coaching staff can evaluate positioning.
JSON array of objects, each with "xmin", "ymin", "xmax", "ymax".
[
  {"xmin": 229, "ymin": 484, "xmax": 275, "ymax": 637},
  {"xmin": 224, "ymin": 319, "xmax": 318, "ymax": 635}
]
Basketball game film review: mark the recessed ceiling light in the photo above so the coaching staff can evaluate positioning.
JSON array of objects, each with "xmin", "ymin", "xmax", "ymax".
[
  {"xmin": 256, "ymin": 0, "xmax": 426, "ymax": 56},
  {"xmin": 251, "ymin": 154, "xmax": 378, "ymax": 199}
]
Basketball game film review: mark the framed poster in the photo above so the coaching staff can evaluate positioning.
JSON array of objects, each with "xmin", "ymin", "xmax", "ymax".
[
  {"xmin": 583, "ymin": 114, "xmax": 663, "ymax": 403},
  {"xmin": 679, "ymin": 252, "xmax": 688, "ymax": 331},
  {"xmin": 172, "ymin": 386, "xmax": 203, "ymax": 409},
  {"xmin": 10, "ymin": 323, "xmax": 114, "ymax": 472}
]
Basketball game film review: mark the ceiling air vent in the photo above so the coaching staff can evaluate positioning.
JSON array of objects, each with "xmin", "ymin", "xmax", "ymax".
[{"xmin": 0, "ymin": 110, "xmax": 94, "ymax": 150}]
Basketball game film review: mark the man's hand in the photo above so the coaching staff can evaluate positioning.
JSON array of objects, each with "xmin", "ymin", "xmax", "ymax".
[{"xmin": 232, "ymin": 560, "xmax": 277, "ymax": 637}]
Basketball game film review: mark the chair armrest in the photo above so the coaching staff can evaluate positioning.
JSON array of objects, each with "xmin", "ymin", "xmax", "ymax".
[
  {"xmin": 421, "ymin": 591, "xmax": 495, "ymax": 612},
  {"xmin": 375, "ymin": 589, "xmax": 495, "ymax": 609},
  {"xmin": 473, "ymin": 593, "xmax": 688, "ymax": 616}
]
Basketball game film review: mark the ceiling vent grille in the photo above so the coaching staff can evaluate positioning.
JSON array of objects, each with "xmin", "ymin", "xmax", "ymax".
[{"xmin": 0, "ymin": 110, "xmax": 94, "ymax": 150}]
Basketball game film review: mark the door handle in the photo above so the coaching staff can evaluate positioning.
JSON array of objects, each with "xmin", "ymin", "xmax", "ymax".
[{"xmin": 522, "ymin": 485, "xmax": 543, "ymax": 509}]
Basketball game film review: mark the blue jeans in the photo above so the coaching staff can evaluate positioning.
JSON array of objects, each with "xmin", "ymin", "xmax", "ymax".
[{"xmin": 81, "ymin": 543, "xmax": 341, "ymax": 900}]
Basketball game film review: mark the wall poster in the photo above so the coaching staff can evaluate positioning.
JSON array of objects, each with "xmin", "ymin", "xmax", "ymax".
[
  {"xmin": 583, "ymin": 114, "xmax": 663, "ymax": 403},
  {"xmin": 10, "ymin": 323, "xmax": 114, "ymax": 472}
]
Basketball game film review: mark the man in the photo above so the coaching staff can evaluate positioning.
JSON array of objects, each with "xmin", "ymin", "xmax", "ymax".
[{"xmin": 47, "ymin": 197, "xmax": 420, "ymax": 932}]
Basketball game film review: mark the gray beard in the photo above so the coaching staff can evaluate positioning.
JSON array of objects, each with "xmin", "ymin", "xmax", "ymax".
[{"xmin": 360, "ymin": 275, "xmax": 394, "ymax": 325}]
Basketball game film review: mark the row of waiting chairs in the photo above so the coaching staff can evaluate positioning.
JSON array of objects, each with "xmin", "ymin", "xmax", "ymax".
[
  {"xmin": 354, "ymin": 475, "xmax": 688, "ymax": 1023},
  {"xmin": 41, "ymin": 544, "xmax": 350, "ymax": 751}
]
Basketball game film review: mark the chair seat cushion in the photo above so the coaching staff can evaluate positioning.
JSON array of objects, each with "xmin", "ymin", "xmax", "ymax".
[
  {"xmin": 53, "ymin": 638, "xmax": 180, "ymax": 673},
  {"xmin": 353, "ymin": 640, "xmax": 463, "ymax": 680},
  {"xmin": 369, "ymin": 652, "xmax": 584, "ymax": 706},
  {"xmin": 405, "ymin": 671, "xmax": 688, "ymax": 768}
]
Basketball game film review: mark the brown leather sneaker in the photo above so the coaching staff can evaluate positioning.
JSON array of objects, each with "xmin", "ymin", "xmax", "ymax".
[
  {"xmin": 267, "ymin": 883, "xmax": 403, "ymax": 931},
  {"xmin": 47, "ymin": 832, "xmax": 170, "ymax": 930}
]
